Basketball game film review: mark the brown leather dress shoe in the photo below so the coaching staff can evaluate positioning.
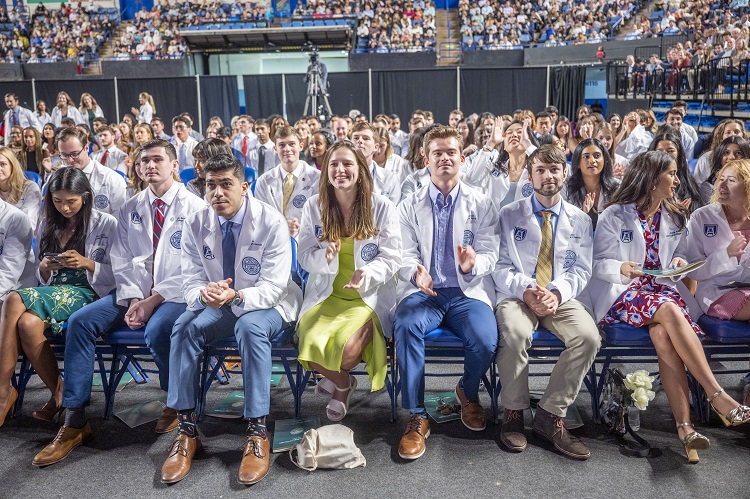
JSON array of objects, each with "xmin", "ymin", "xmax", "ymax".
[
  {"xmin": 500, "ymin": 409, "xmax": 527, "ymax": 452},
  {"xmin": 32, "ymin": 423, "xmax": 93, "ymax": 467},
  {"xmin": 532, "ymin": 407, "xmax": 590, "ymax": 460},
  {"xmin": 455, "ymin": 380, "xmax": 486, "ymax": 431},
  {"xmin": 161, "ymin": 433, "xmax": 203, "ymax": 484},
  {"xmin": 238, "ymin": 435, "xmax": 270, "ymax": 485},
  {"xmin": 155, "ymin": 407, "xmax": 179, "ymax": 434},
  {"xmin": 398, "ymin": 414, "xmax": 430, "ymax": 460}
]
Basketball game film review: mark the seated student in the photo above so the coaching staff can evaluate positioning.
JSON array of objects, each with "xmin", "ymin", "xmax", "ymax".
[
  {"xmin": 91, "ymin": 125, "xmax": 128, "ymax": 174},
  {"xmin": 463, "ymin": 118, "xmax": 537, "ymax": 210},
  {"xmin": 494, "ymin": 144, "xmax": 599, "ymax": 460},
  {"xmin": 247, "ymin": 119, "xmax": 279, "ymax": 175},
  {"xmin": 394, "ymin": 126, "xmax": 499, "ymax": 460},
  {"xmin": 0, "ymin": 169, "xmax": 116, "ymax": 435},
  {"xmin": 34, "ymin": 139, "xmax": 207, "ymax": 467},
  {"xmin": 46, "ymin": 127, "xmax": 127, "ymax": 217},
  {"xmin": 614, "ymin": 111, "xmax": 652, "ymax": 163},
  {"xmin": 161, "ymin": 154, "xmax": 301, "ymax": 485},
  {"xmin": 297, "ymin": 141, "xmax": 402, "ymax": 421},
  {"xmin": 693, "ymin": 119, "xmax": 747, "ymax": 188},
  {"xmin": 697, "ymin": 136, "xmax": 750, "ymax": 204},
  {"xmin": 351, "ymin": 122, "xmax": 401, "ymax": 205},
  {"xmin": 0, "ymin": 146, "xmax": 42, "ymax": 228},
  {"xmin": 648, "ymin": 129, "xmax": 703, "ymax": 213},
  {"xmin": 589, "ymin": 151, "xmax": 750, "ymax": 464},
  {"xmin": 254, "ymin": 126, "xmax": 320, "ymax": 238},
  {"xmin": 400, "ymin": 127, "xmax": 433, "ymax": 199},
  {"xmin": 186, "ymin": 138, "xmax": 233, "ymax": 200},
  {"xmin": 562, "ymin": 138, "xmax": 619, "ymax": 229},
  {"xmin": 170, "ymin": 116, "xmax": 198, "ymax": 172},
  {"xmin": 0, "ymin": 198, "xmax": 35, "ymax": 305}
]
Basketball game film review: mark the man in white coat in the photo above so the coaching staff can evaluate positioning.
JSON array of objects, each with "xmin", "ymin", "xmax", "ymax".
[
  {"xmin": 494, "ymin": 144, "xmax": 600, "ymax": 460},
  {"xmin": 171, "ymin": 115, "xmax": 198, "ymax": 172},
  {"xmin": 254, "ymin": 125, "xmax": 320, "ymax": 238},
  {"xmin": 351, "ymin": 122, "xmax": 401, "ymax": 205},
  {"xmin": 37, "ymin": 139, "xmax": 207, "ymax": 466},
  {"xmin": 393, "ymin": 126, "xmax": 500, "ymax": 460},
  {"xmin": 0, "ymin": 198, "xmax": 36, "ymax": 302},
  {"xmin": 91, "ymin": 125, "xmax": 128, "ymax": 174},
  {"xmin": 50, "ymin": 127, "xmax": 127, "ymax": 216},
  {"xmin": 162, "ymin": 154, "xmax": 301, "ymax": 485},
  {"xmin": 4, "ymin": 92, "xmax": 41, "ymax": 145}
]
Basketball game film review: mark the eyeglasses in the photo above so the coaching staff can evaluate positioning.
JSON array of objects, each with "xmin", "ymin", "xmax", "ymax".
[{"xmin": 59, "ymin": 148, "xmax": 85, "ymax": 159}]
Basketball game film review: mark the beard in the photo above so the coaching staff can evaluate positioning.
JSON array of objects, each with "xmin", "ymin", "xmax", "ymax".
[{"xmin": 534, "ymin": 182, "xmax": 563, "ymax": 197}]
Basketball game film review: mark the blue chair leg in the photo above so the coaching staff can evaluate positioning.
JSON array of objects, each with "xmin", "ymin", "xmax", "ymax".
[{"xmin": 126, "ymin": 356, "xmax": 150, "ymax": 384}]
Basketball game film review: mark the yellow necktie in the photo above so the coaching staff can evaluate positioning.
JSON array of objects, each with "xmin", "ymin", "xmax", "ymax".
[
  {"xmin": 535, "ymin": 210, "xmax": 554, "ymax": 288},
  {"xmin": 282, "ymin": 172, "xmax": 296, "ymax": 216}
]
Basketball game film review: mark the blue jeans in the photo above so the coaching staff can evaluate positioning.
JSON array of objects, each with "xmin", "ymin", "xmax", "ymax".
[
  {"xmin": 62, "ymin": 291, "xmax": 187, "ymax": 408},
  {"xmin": 393, "ymin": 287, "xmax": 498, "ymax": 411},
  {"xmin": 167, "ymin": 306, "xmax": 283, "ymax": 418}
]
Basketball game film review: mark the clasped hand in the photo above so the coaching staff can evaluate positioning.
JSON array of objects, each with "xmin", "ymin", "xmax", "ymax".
[
  {"xmin": 200, "ymin": 278, "xmax": 235, "ymax": 309},
  {"xmin": 523, "ymin": 285, "xmax": 560, "ymax": 317}
]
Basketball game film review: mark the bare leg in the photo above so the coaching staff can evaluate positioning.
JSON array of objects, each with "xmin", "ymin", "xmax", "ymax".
[
  {"xmin": 0, "ymin": 292, "xmax": 26, "ymax": 399},
  {"xmin": 18, "ymin": 312, "xmax": 62, "ymax": 405},
  {"xmin": 651, "ymin": 302, "xmax": 743, "ymax": 415},
  {"xmin": 649, "ymin": 324, "xmax": 693, "ymax": 440}
]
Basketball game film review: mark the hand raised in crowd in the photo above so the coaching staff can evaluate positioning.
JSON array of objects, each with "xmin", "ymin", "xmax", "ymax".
[
  {"xmin": 727, "ymin": 233, "xmax": 747, "ymax": 260},
  {"xmin": 287, "ymin": 218, "xmax": 300, "ymax": 238},
  {"xmin": 201, "ymin": 278, "xmax": 235, "ymax": 309},
  {"xmin": 613, "ymin": 162, "xmax": 625, "ymax": 180},
  {"xmin": 325, "ymin": 239, "xmax": 341, "ymax": 264},
  {"xmin": 624, "ymin": 112, "xmax": 639, "ymax": 132},
  {"xmin": 58, "ymin": 250, "xmax": 95, "ymax": 272},
  {"xmin": 579, "ymin": 122, "xmax": 593, "ymax": 139},
  {"xmin": 484, "ymin": 116, "xmax": 505, "ymax": 150},
  {"xmin": 679, "ymin": 198, "xmax": 691, "ymax": 210},
  {"xmin": 582, "ymin": 192, "xmax": 596, "ymax": 213},
  {"xmin": 414, "ymin": 264, "xmax": 437, "ymax": 296},
  {"xmin": 344, "ymin": 269, "xmax": 366, "ymax": 290},
  {"xmin": 519, "ymin": 123, "xmax": 533, "ymax": 150},
  {"xmin": 456, "ymin": 244, "xmax": 476, "ymax": 274},
  {"xmin": 131, "ymin": 106, "xmax": 140, "ymax": 116},
  {"xmin": 620, "ymin": 261, "xmax": 644, "ymax": 279}
]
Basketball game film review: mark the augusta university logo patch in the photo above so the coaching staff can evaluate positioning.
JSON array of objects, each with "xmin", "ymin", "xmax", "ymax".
[
  {"xmin": 620, "ymin": 230, "xmax": 633, "ymax": 243},
  {"xmin": 704, "ymin": 224, "xmax": 718, "ymax": 237},
  {"xmin": 513, "ymin": 227, "xmax": 527, "ymax": 241},
  {"xmin": 361, "ymin": 243, "xmax": 378, "ymax": 262}
]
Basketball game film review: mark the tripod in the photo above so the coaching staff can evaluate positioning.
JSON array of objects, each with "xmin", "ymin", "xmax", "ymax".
[{"xmin": 303, "ymin": 62, "xmax": 332, "ymax": 122}]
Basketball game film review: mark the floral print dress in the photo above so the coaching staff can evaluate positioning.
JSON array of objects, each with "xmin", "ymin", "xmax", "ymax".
[
  {"xmin": 601, "ymin": 210, "xmax": 703, "ymax": 336},
  {"xmin": 16, "ymin": 268, "xmax": 98, "ymax": 336}
]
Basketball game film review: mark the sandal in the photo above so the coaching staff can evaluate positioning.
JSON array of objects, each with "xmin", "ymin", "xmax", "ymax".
[
  {"xmin": 326, "ymin": 375, "xmax": 357, "ymax": 422},
  {"xmin": 315, "ymin": 377, "xmax": 336, "ymax": 400},
  {"xmin": 676, "ymin": 422, "xmax": 709, "ymax": 464},
  {"xmin": 708, "ymin": 389, "xmax": 750, "ymax": 427}
]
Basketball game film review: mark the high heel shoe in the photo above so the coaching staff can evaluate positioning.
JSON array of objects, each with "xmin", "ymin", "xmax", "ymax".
[
  {"xmin": 0, "ymin": 386, "xmax": 18, "ymax": 428},
  {"xmin": 677, "ymin": 422, "xmax": 709, "ymax": 464},
  {"xmin": 707, "ymin": 389, "xmax": 750, "ymax": 427},
  {"xmin": 32, "ymin": 396, "xmax": 65, "ymax": 423}
]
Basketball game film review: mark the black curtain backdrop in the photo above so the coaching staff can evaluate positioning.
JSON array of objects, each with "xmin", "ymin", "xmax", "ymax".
[
  {"xmin": 372, "ymin": 69, "xmax": 457, "ymax": 125},
  {"xmin": 244, "ymin": 74, "xmax": 283, "ymax": 119},
  {"xmin": 0, "ymin": 81, "xmax": 33, "ymax": 111},
  {"xmin": 34, "ymin": 80, "xmax": 117, "ymax": 125},
  {"xmin": 284, "ymin": 74, "xmax": 307, "ymax": 124},
  {"xmin": 199, "ymin": 75, "xmax": 240, "ymax": 132},
  {"xmin": 116, "ymin": 77, "xmax": 199, "ymax": 130},
  {"xmin": 327, "ymin": 72, "xmax": 369, "ymax": 118},
  {"xmin": 459, "ymin": 68, "xmax": 547, "ymax": 116},
  {"xmin": 549, "ymin": 65, "xmax": 587, "ymax": 121}
]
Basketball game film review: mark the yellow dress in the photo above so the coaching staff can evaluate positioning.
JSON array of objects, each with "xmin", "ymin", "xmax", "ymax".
[{"xmin": 297, "ymin": 238, "xmax": 387, "ymax": 391}]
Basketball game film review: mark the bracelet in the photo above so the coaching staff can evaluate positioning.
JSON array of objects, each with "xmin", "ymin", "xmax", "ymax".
[{"xmin": 198, "ymin": 293, "xmax": 206, "ymax": 306}]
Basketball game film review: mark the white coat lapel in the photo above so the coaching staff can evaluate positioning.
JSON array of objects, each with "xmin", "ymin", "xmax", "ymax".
[
  {"xmin": 236, "ymin": 196, "xmax": 255, "ymax": 280},
  {"xmin": 203, "ymin": 213, "xmax": 223, "ymax": 276},
  {"xmin": 623, "ymin": 204, "xmax": 647, "ymax": 263},
  {"xmin": 415, "ymin": 187, "xmax": 433, "ymax": 270}
]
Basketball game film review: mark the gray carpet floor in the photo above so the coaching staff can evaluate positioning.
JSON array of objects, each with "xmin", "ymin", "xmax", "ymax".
[{"xmin": 1, "ymin": 361, "xmax": 749, "ymax": 499}]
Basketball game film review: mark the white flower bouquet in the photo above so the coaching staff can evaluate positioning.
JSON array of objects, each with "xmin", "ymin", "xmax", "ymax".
[{"xmin": 622, "ymin": 370, "xmax": 656, "ymax": 411}]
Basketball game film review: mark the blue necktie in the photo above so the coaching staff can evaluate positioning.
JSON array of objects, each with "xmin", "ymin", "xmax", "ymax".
[
  {"xmin": 179, "ymin": 143, "xmax": 187, "ymax": 168},
  {"xmin": 222, "ymin": 221, "xmax": 236, "ymax": 286}
]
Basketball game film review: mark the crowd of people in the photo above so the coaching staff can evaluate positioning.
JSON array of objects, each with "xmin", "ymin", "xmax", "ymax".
[
  {"xmin": 352, "ymin": 0, "xmax": 438, "ymax": 53},
  {"xmin": 1, "ymin": 84, "xmax": 750, "ymax": 484}
]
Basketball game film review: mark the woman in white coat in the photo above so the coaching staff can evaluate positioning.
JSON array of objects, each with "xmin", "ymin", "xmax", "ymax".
[
  {"xmin": 297, "ymin": 141, "xmax": 402, "ymax": 421},
  {"xmin": 0, "ymin": 168, "xmax": 116, "ymax": 427},
  {"xmin": 131, "ymin": 92, "xmax": 155, "ymax": 125},
  {"xmin": 50, "ymin": 91, "xmax": 86, "ymax": 127},
  {"xmin": 591, "ymin": 151, "xmax": 750, "ymax": 463},
  {"xmin": 0, "ymin": 147, "xmax": 42, "ymax": 228}
]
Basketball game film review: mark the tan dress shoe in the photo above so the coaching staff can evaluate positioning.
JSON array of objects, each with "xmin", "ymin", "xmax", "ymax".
[
  {"xmin": 155, "ymin": 407, "xmax": 179, "ymax": 433},
  {"xmin": 161, "ymin": 434, "xmax": 203, "ymax": 484},
  {"xmin": 532, "ymin": 407, "xmax": 590, "ymax": 460},
  {"xmin": 33, "ymin": 423, "xmax": 93, "ymax": 467},
  {"xmin": 238, "ymin": 435, "xmax": 270, "ymax": 485},
  {"xmin": 455, "ymin": 381, "xmax": 486, "ymax": 431},
  {"xmin": 398, "ymin": 414, "xmax": 430, "ymax": 460}
]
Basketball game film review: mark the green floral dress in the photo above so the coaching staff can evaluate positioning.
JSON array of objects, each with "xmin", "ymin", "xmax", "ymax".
[{"xmin": 16, "ymin": 268, "xmax": 98, "ymax": 335}]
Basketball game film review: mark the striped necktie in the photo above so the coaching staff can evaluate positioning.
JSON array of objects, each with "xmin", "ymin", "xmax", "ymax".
[
  {"xmin": 535, "ymin": 210, "xmax": 554, "ymax": 288},
  {"xmin": 282, "ymin": 172, "xmax": 295, "ymax": 216},
  {"xmin": 153, "ymin": 199, "xmax": 166, "ymax": 253}
]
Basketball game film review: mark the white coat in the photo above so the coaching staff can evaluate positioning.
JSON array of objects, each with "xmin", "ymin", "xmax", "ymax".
[
  {"xmin": 110, "ymin": 182, "xmax": 207, "ymax": 306},
  {"xmin": 493, "ymin": 196, "xmax": 594, "ymax": 305},
  {"xmin": 400, "ymin": 167, "xmax": 430, "ymax": 200},
  {"xmin": 254, "ymin": 161, "xmax": 320, "ymax": 233},
  {"xmin": 172, "ymin": 136, "xmax": 198, "ymax": 171},
  {"xmin": 91, "ymin": 146, "xmax": 129, "ymax": 174},
  {"xmin": 588, "ymin": 203, "xmax": 696, "ymax": 321},
  {"xmin": 383, "ymin": 154, "xmax": 410, "ymax": 187},
  {"xmin": 181, "ymin": 194, "xmax": 302, "ymax": 322},
  {"xmin": 35, "ymin": 209, "xmax": 117, "ymax": 298},
  {"xmin": 15, "ymin": 180, "xmax": 43, "ymax": 229},
  {"xmin": 50, "ymin": 106, "xmax": 86, "ymax": 127},
  {"xmin": 614, "ymin": 125, "xmax": 652, "ymax": 162},
  {"xmin": 35, "ymin": 111, "xmax": 52, "ymax": 128},
  {"xmin": 4, "ymin": 106, "xmax": 41, "ymax": 145},
  {"xmin": 297, "ymin": 193, "xmax": 402, "ymax": 337},
  {"xmin": 679, "ymin": 203, "xmax": 750, "ymax": 313},
  {"xmin": 0, "ymin": 199, "xmax": 35, "ymax": 299},
  {"xmin": 137, "ymin": 103, "xmax": 153, "ymax": 124},
  {"xmin": 462, "ymin": 149, "xmax": 534, "ymax": 210},
  {"xmin": 43, "ymin": 161, "xmax": 128, "ymax": 217},
  {"xmin": 372, "ymin": 163, "xmax": 402, "ymax": 206},
  {"xmin": 397, "ymin": 181, "xmax": 499, "ymax": 307},
  {"xmin": 78, "ymin": 105, "xmax": 105, "ymax": 122}
]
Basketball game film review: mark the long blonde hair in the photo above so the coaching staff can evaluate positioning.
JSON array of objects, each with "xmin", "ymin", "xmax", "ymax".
[
  {"xmin": 318, "ymin": 141, "xmax": 378, "ymax": 241},
  {"xmin": 0, "ymin": 146, "xmax": 29, "ymax": 205},
  {"xmin": 712, "ymin": 159, "xmax": 750, "ymax": 217},
  {"xmin": 140, "ymin": 92, "xmax": 156, "ymax": 115},
  {"xmin": 79, "ymin": 92, "xmax": 99, "ymax": 110}
]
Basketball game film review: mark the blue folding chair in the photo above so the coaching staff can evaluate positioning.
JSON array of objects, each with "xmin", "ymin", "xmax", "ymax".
[
  {"xmin": 24, "ymin": 171, "xmax": 42, "ymax": 186},
  {"xmin": 244, "ymin": 166, "xmax": 257, "ymax": 184},
  {"xmin": 180, "ymin": 168, "xmax": 196, "ymax": 184}
]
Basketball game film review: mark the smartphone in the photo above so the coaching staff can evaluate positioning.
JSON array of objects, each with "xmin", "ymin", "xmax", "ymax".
[{"xmin": 43, "ymin": 252, "xmax": 63, "ymax": 261}]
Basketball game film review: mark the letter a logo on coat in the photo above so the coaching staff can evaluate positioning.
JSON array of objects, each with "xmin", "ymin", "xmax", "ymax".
[
  {"xmin": 620, "ymin": 229, "xmax": 633, "ymax": 243},
  {"xmin": 704, "ymin": 224, "xmax": 717, "ymax": 237}
]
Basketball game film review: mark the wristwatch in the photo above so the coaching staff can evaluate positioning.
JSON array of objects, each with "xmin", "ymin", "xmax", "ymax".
[{"xmin": 231, "ymin": 289, "xmax": 242, "ymax": 307}]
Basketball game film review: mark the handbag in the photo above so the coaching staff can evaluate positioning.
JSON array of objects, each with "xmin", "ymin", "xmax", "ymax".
[
  {"xmin": 598, "ymin": 367, "xmax": 652, "ymax": 458},
  {"xmin": 289, "ymin": 424, "xmax": 367, "ymax": 471}
]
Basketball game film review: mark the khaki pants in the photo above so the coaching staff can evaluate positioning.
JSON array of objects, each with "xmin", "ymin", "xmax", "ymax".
[{"xmin": 495, "ymin": 299, "xmax": 600, "ymax": 417}]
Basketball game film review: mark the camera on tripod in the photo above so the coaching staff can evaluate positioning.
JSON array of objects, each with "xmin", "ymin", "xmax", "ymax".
[{"xmin": 302, "ymin": 42, "xmax": 332, "ymax": 124}]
